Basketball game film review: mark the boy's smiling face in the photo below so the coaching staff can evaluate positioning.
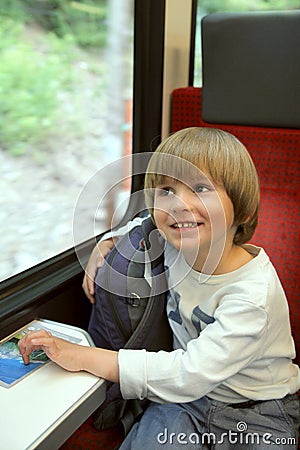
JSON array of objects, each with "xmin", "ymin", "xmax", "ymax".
[{"xmin": 153, "ymin": 173, "xmax": 237, "ymax": 272}]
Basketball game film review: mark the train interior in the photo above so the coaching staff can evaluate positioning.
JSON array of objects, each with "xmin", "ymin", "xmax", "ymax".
[
  {"xmin": 60, "ymin": 9, "xmax": 300, "ymax": 450},
  {"xmin": 0, "ymin": 4, "xmax": 299, "ymax": 450}
]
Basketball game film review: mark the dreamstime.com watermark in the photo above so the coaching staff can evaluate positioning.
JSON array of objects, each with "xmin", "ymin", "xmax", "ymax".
[{"xmin": 156, "ymin": 422, "xmax": 296, "ymax": 446}]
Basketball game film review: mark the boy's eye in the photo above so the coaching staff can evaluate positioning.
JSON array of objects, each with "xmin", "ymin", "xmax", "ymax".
[
  {"xmin": 157, "ymin": 187, "xmax": 175, "ymax": 196},
  {"xmin": 193, "ymin": 184, "xmax": 209, "ymax": 194}
]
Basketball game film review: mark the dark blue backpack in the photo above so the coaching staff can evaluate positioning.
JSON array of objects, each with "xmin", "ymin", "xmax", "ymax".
[{"xmin": 88, "ymin": 216, "xmax": 172, "ymax": 433}]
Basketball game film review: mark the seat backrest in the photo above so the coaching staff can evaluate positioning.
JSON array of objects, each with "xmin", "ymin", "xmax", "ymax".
[{"xmin": 201, "ymin": 11, "xmax": 300, "ymax": 128}]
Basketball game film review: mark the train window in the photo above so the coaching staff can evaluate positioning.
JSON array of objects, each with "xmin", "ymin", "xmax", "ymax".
[
  {"xmin": 193, "ymin": 0, "xmax": 300, "ymax": 86},
  {"xmin": 0, "ymin": 0, "xmax": 134, "ymax": 281}
]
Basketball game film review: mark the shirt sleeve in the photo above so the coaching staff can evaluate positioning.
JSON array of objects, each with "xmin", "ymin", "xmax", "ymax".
[{"xmin": 118, "ymin": 297, "xmax": 268, "ymax": 403}]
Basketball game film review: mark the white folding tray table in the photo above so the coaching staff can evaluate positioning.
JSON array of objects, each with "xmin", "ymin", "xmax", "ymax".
[{"xmin": 0, "ymin": 319, "xmax": 106, "ymax": 450}]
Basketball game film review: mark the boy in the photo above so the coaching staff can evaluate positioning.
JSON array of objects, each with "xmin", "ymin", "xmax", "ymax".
[{"xmin": 19, "ymin": 128, "xmax": 300, "ymax": 449}]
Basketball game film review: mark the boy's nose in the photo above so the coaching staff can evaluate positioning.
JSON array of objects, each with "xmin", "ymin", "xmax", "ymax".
[{"xmin": 170, "ymin": 192, "xmax": 195, "ymax": 213}]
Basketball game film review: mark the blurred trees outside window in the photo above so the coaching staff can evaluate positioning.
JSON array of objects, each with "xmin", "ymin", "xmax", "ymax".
[{"xmin": 0, "ymin": 0, "xmax": 134, "ymax": 281}]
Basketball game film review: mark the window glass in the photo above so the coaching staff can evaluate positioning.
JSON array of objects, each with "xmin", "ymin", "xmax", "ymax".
[
  {"xmin": 194, "ymin": 0, "xmax": 300, "ymax": 86},
  {"xmin": 0, "ymin": 0, "xmax": 134, "ymax": 281}
]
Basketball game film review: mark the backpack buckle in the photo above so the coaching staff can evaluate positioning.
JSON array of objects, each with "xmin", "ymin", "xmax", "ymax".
[{"xmin": 127, "ymin": 293, "xmax": 141, "ymax": 307}]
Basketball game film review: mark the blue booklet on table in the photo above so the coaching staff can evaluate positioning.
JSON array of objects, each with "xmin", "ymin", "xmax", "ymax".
[{"xmin": 0, "ymin": 319, "xmax": 82, "ymax": 388}]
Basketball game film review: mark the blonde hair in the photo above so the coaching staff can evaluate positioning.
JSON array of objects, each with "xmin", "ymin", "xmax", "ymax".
[{"xmin": 144, "ymin": 127, "xmax": 260, "ymax": 245}]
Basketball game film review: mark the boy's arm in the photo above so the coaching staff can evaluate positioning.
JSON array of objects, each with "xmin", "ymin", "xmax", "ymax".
[
  {"xmin": 18, "ymin": 330, "xmax": 120, "ymax": 383},
  {"xmin": 82, "ymin": 216, "xmax": 149, "ymax": 303},
  {"xmin": 82, "ymin": 238, "xmax": 116, "ymax": 303},
  {"xmin": 118, "ymin": 299, "xmax": 270, "ymax": 403}
]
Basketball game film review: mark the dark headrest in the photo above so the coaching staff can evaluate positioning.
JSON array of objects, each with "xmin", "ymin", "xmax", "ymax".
[{"xmin": 201, "ymin": 11, "xmax": 300, "ymax": 128}]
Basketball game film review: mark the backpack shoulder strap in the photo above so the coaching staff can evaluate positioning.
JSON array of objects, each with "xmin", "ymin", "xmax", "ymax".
[
  {"xmin": 125, "ymin": 217, "xmax": 171, "ymax": 351},
  {"xmin": 141, "ymin": 216, "xmax": 166, "ymax": 273}
]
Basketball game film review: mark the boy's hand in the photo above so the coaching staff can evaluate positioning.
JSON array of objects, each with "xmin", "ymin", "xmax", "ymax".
[
  {"xmin": 82, "ymin": 238, "xmax": 116, "ymax": 304},
  {"xmin": 18, "ymin": 330, "xmax": 83, "ymax": 372},
  {"xmin": 18, "ymin": 330, "xmax": 120, "ymax": 382}
]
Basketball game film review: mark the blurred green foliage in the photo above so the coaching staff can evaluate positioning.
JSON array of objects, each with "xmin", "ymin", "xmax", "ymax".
[
  {"xmin": 0, "ymin": 0, "xmax": 107, "ymax": 156},
  {"xmin": 0, "ymin": 0, "xmax": 108, "ymax": 48},
  {"xmin": 23, "ymin": 0, "xmax": 108, "ymax": 48}
]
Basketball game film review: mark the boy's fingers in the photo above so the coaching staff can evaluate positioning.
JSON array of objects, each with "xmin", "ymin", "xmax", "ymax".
[
  {"xmin": 18, "ymin": 339, "xmax": 30, "ymax": 364},
  {"xmin": 87, "ymin": 276, "xmax": 95, "ymax": 295},
  {"xmin": 21, "ymin": 353, "xmax": 30, "ymax": 365},
  {"xmin": 82, "ymin": 275, "xmax": 95, "ymax": 304},
  {"xmin": 30, "ymin": 337, "xmax": 56, "ymax": 356},
  {"xmin": 82, "ymin": 241, "xmax": 113, "ymax": 303},
  {"xmin": 18, "ymin": 330, "xmax": 54, "ymax": 364}
]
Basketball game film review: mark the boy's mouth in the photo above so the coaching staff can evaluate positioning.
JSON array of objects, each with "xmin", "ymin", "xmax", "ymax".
[{"xmin": 171, "ymin": 221, "xmax": 202, "ymax": 229}]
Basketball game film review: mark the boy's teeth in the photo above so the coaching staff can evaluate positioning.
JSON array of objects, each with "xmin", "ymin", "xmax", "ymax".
[{"xmin": 174, "ymin": 222, "xmax": 197, "ymax": 228}]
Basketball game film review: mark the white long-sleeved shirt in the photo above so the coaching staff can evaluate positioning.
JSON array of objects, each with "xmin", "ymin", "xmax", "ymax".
[{"xmin": 101, "ymin": 217, "xmax": 300, "ymax": 404}]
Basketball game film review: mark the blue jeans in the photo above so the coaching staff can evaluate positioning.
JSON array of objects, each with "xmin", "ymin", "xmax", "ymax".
[{"xmin": 119, "ymin": 394, "xmax": 299, "ymax": 449}]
